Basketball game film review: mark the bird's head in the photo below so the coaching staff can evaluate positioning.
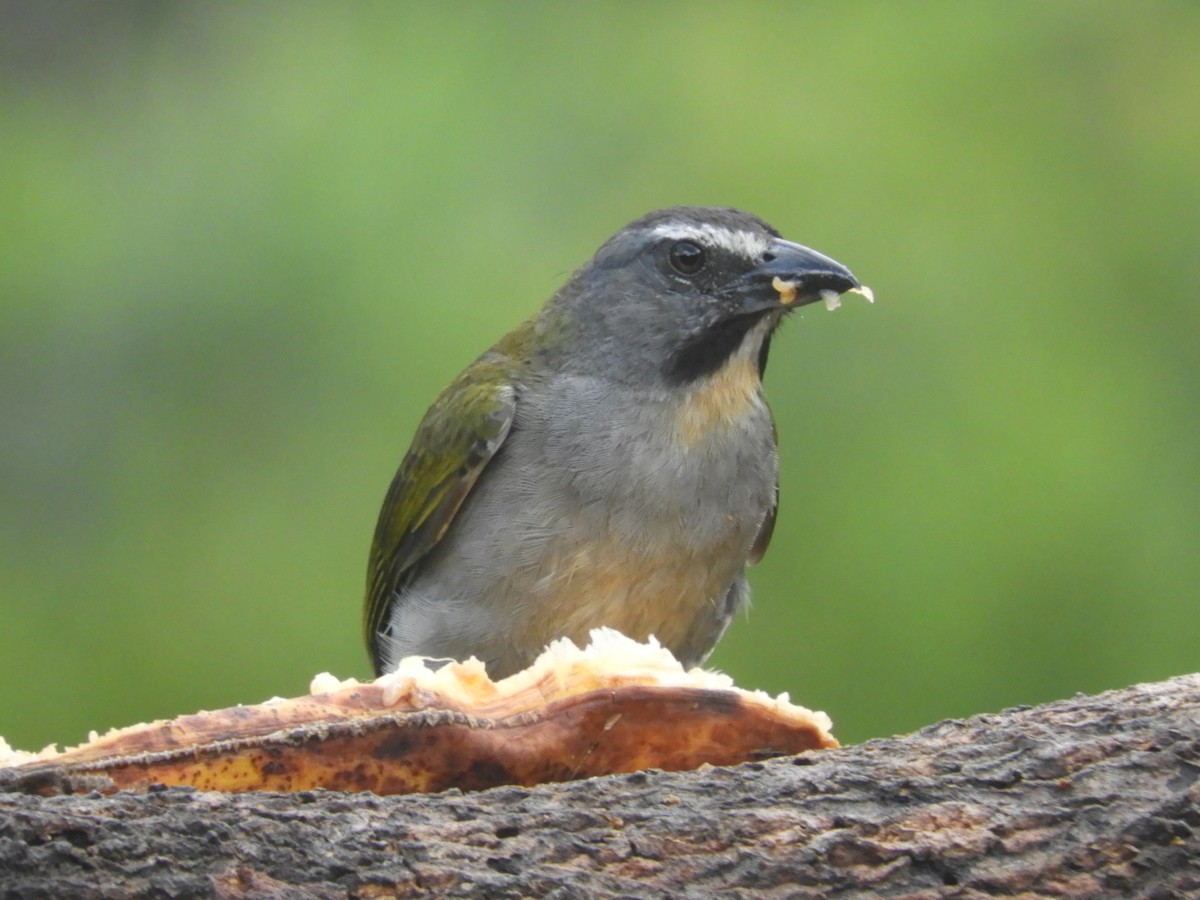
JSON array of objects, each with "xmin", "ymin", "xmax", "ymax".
[{"xmin": 539, "ymin": 206, "xmax": 865, "ymax": 386}]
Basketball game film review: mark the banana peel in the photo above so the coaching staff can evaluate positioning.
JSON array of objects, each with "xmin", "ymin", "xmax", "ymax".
[{"xmin": 0, "ymin": 629, "xmax": 836, "ymax": 797}]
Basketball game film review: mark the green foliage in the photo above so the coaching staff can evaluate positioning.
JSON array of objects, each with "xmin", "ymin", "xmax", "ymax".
[{"xmin": 2, "ymin": 2, "xmax": 1198, "ymax": 750}]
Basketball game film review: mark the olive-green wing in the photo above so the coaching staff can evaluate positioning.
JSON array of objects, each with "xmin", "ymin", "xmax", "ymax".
[{"xmin": 364, "ymin": 366, "xmax": 516, "ymax": 670}]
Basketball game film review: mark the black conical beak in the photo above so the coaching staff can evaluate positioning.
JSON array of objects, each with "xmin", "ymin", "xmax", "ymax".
[{"xmin": 756, "ymin": 237, "xmax": 863, "ymax": 308}]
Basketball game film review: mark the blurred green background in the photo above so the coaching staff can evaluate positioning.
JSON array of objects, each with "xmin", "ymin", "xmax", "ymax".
[{"xmin": 2, "ymin": 2, "xmax": 1198, "ymax": 752}]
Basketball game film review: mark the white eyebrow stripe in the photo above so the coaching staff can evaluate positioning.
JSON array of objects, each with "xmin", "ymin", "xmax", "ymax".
[{"xmin": 648, "ymin": 222, "xmax": 772, "ymax": 260}]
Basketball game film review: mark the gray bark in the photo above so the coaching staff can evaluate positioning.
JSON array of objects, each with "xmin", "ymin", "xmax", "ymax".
[{"xmin": 2, "ymin": 674, "xmax": 1198, "ymax": 898}]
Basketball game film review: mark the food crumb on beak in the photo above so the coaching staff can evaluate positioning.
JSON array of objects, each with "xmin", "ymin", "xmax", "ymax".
[
  {"xmin": 823, "ymin": 285, "xmax": 876, "ymax": 311},
  {"xmin": 771, "ymin": 276, "xmax": 799, "ymax": 306}
]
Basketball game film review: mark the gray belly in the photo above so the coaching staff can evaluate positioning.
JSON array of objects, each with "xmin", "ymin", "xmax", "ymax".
[{"xmin": 381, "ymin": 375, "xmax": 778, "ymax": 676}]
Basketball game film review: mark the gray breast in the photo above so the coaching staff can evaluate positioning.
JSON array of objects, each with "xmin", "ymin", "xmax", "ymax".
[{"xmin": 382, "ymin": 372, "xmax": 778, "ymax": 674}]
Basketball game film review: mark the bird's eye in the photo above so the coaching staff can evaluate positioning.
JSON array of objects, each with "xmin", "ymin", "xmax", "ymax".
[{"xmin": 668, "ymin": 240, "xmax": 706, "ymax": 276}]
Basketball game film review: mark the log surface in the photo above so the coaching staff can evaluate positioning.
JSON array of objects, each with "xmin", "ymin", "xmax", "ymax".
[{"xmin": 2, "ymin": 674, "xmax": 1198, "ymax": 898}]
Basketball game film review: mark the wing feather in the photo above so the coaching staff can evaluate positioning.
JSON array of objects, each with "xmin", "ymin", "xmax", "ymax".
[{"xmin": 364, "ymin": 361, "xmax": 517, "ymax": 669}]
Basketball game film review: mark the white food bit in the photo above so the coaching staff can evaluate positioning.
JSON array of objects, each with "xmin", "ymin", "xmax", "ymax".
[
  {"xmin": 848, "ymin": 285, "xmax": 875, "ymax": 303},
  {"xmin": 369, "ymin": 627, "xmax": 829, "ymax": 725},
  {"xmin": 0, "ymin": 734, "xmax": 60, "ymax": 766},
  {"xmin": 501, "ymin": 627, "xmax": 739, "ymax": 694},
  {"xmin": 820, "ymin": 289, "xmax": 842, "ymax": 312},
  {"xmin": 310, "ymin": 672, "xmax": 359, "ymax": 695}
]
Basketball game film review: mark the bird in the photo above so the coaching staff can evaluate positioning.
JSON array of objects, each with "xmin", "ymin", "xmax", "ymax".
[{"xmin": 364, "ymin": 206, "xmax": 864, "ymax": 678}]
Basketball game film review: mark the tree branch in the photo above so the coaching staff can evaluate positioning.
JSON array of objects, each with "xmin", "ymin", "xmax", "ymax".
[{"xmin": 3, "ymin": 674, "xmax": 1199, "ymax": 897}]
